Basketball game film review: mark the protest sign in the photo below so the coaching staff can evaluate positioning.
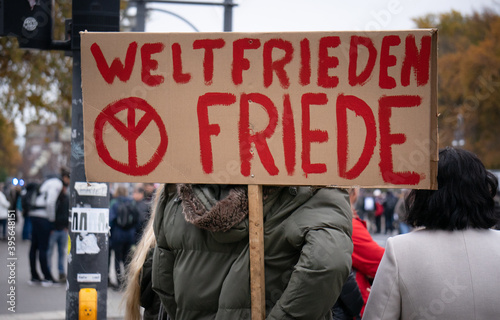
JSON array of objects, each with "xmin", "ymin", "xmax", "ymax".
[{"xmin": 82, "ymin": 30, "xmax": 438, "ymax": 188}]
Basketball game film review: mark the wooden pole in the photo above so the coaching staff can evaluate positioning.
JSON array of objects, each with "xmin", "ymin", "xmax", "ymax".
[{"xmin": 248, "ymin": 184, "xmax": 266, "ymax": 320}]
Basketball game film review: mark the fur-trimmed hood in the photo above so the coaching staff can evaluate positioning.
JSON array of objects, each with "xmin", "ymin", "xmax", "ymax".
[
  {"xmin": 177, "ymin": 184, "xmax": 323, "ymax": 233},
  {"xmin": 177, "ymin": 184, "xmax": 248, "ymax": 232}
]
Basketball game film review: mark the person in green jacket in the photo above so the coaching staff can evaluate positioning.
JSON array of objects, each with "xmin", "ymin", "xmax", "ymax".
[{"xmin": 152, "ymin": 184, "xmax": 353, "ymax": 320}]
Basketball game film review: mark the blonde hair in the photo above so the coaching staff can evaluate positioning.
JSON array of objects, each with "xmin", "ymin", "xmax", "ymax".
[
  {"xmin": 122, "ymin": 184, "xmax": 164, "ymax": 320},
  {"xmin": 348, "ymin": 187, "xmax": 359, "ymax": 207},
  {"xmin": 349, "ymin": 187, "xmax": 360, "ymax": 219}
]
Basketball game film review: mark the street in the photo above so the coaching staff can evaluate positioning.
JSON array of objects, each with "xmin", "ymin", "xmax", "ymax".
[{"xmin": 0, "ymin": 216, "xmax": 124, "ymax": 320}]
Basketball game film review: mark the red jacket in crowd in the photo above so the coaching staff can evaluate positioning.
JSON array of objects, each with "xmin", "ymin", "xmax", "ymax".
[{"xmin": 351, "ymin": 214, "xmax": 385, "ymax": 316}]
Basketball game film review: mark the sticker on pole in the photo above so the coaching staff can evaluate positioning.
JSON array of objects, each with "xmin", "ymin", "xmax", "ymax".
[
  {"xmin": 71, "ymin": 208, "xmax": 109, "ymax": 234},
  {"xmin": 74, "ymin": 182, "xmax": 108, "ymax": 197},
  {"xmin": 76, "ymin": 233, "xmax": 101, "ymax": 254},
  {"xmin": 77, "ymin": 273, "xmax": 101, "ymax": 283}
]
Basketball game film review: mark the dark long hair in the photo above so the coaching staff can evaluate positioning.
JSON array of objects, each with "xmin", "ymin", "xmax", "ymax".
[{"xmin": 405, "ymin": 147, "xmax": 499, "ymax": 230}]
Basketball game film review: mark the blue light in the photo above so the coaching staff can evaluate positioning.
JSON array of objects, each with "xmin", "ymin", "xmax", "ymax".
[
  {"xmin": 19, "ymin": 179, "xmax": 25, "ymax": 187},
  {"xmin": 12, "ymin": 178, "xmax": 19, "ymax": 186}
]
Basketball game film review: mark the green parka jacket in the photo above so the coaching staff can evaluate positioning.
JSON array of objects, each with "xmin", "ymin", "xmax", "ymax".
[{"xmin": 152, "ymin": 184, "xmax": 353, "ymax": 320}]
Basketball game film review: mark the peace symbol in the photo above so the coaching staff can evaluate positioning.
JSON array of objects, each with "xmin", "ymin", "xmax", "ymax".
[{"xmin": 94, "ymin": 97, "xmax": 168, "ymax": 176}]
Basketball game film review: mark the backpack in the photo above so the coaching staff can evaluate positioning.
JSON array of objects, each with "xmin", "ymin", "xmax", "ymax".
[
  {"xmin": 21, "ymin": 182, "xmax": 43, "ymax": 217},
  {"xmin": 384, "ymin": 194, "xmax": 398, "ymax": 211},
  {"xmin": 115, "ymin": 200, "xmax": 139, "ymax": 229}
]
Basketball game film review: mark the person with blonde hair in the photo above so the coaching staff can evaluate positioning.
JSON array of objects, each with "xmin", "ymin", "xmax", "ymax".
[
  {"xmin": 125, "ymin": 184, "xmax": 352, "ymax": 320},
  {"xmin": 123, "ymin": 184, "xmax": 168, "ymax": 320}
]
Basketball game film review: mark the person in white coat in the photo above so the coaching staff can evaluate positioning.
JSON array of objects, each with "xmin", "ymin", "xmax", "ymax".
[
  {"xmin": 28, "ymin": 173, "xmax": 63, "ymax": 287},
  {"xmin": 363, "ymin": 147, "xmax": 500, "ymax": 320}
]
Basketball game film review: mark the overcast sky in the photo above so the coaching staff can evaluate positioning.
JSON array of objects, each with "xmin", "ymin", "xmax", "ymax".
[{"xmin": 145, "ymin": 0, "xmax": 500, "ymax": 33}]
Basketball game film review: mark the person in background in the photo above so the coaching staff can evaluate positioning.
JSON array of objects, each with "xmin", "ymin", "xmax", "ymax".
[
  {"xmin": 0, "ymin": 183, "xmax": 10, "ymax": 240},
  {"xmin": 373, "ymin": 190, "xmax": 384, "ymax": 234},
  {"xmin": 110, "ymin": 185, "xmax": 138, "ymax": 289},
  {"xmin": 358, "ymin": 189, "xmax": 376, "ymax": 233},
  {"xmin": 47, "ymin": 167, "xmax": 70, "ymax": 282},
  {"xmin": 331, "ymin": 188, "xmax": 369, "ymax": 320},
  {"xmin": 332, "ymin": 270, "xmax": 364, "ymax": 320},
  {"xmin": 108, "ymin": 185, "xmax": 119, "ymax": 288},
  {"xmin": 394, "ymin": 189, "xmax": 411, "ymax": 234},
  {"xmin": 132, "ymin": 184, "xmax": 151, "ymax": 242},
  {"xmin": 143, "ymin": 183, "xmax": 156, "ymax": 204},
  {"xmin": 152, "ymin": 185, "xmax": 353, "ymax": 319},
  {"xmin": 382, "ymin": 191, "xmax": 398, "ymax": 235},
  {"xmin": 349, "ymin": 188, "xmax": 385, "ymax": 317},
  {"xmin": 363, "ymin": 147, "xmax": 500, "ymax": 320},
  {"xmin": 21, "ymin": 182, "xmax": 37, "ymax": 241},
  {"xmin": 123, "ymin": 184, "xmax": 169, "ymax": 320},
  {"xmin": 9, "ymin": 185, "xmax": 22, "ymax": 223},
  {"xmin": 28, "ymin": 171, "xmax": 64, "ymax": 287}
]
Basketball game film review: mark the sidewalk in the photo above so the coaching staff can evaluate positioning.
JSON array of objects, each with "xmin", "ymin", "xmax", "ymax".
[{"xmin": 0, "ymin": 217, "xmax": 124, "ymax": 319}]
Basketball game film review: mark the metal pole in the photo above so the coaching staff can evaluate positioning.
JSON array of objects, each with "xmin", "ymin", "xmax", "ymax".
[
  {"xmin": 66, "ymin": 50, "xmax": 110, "ymax": 320},
  {"xmin": 66, "ymin": 1, "xmax": 120, "ymax": 319},
  {"xmin": 134, "ymin": 0, "xmax": 147, "ymax": 32},
  {"xmin": 223, "ymin": 0, "xmax": 233, "ymax": 31},
  {"xmin": 147, "ymin": 8, "xmax": 200, "ymax": 32},
  {"xmin": 131, "ymin": 0, "xmax": 236, "ymax": 32}
]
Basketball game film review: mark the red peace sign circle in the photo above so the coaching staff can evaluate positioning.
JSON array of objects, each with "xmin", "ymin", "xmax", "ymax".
[{"xmin": 94, "ymin": 97, "xmax": 168, "ymax": 176}]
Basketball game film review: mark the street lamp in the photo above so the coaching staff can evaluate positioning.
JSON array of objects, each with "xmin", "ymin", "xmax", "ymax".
[
  {"xmin": 452, "ymin": 113, "xmax": 465, "ymax": 147},
  {"xmin": 122, "ymin": 0, "xmax": 235, "ymax": 32},
  {"xmin": 123, "ymin": 3, "xmax": 201, "ymax": 32}
]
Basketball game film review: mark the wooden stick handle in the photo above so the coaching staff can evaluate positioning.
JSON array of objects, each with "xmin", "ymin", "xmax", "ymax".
[{"xmin": 248, "ymin": 184, "xmax": 266, "ymax": 320}]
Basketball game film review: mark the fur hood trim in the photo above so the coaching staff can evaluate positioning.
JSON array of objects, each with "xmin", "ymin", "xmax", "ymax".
[{"xmin": 177, "ymin": 184, "xmax": 248, "ymax": 232}]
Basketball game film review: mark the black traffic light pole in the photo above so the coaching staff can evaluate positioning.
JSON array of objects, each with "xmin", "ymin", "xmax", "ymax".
[
  {"xmin": 0, "ymin": 0, "xmax": 117, "ymax": 318},
  {"xmin": 66, "ymin": 3, "xmax": 120, "ymax": 319}
]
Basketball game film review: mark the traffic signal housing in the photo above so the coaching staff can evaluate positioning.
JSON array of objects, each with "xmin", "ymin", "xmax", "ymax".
[{"xmin": 0, "ymin": 0, "xmax": 53, "ymax": 49}]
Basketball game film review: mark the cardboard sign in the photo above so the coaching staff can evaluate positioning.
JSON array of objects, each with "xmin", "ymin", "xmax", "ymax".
[{"xmin": 81, "ymin": 30, "xmax": 438, "ymax": 188}]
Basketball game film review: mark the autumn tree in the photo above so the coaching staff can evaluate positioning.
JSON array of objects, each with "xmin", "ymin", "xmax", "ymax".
[
  {"xmin": 414, "ymin": 8, "xmax": 500, "ymax": 169},
  {"xmin": 0, "ymin": 1, "xmax": 73, "ymax": 178},
  {"xmin": 0, "ymin": 114, "xmax": 21, "ymax": 181},
  {"xmin": 0, "ymin": 1, "xmax": 73, "ymax": 125}
]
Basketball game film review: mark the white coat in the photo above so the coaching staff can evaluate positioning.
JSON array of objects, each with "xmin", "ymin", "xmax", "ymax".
[
  {"xmin": 363, "ymin": 228, "xmax": 500, "ymax": 320},
  {"xmin": 29, "ymin": 177, "xmax": 63, "ymax": 222},
  {"xmin": 0, "ymin": 191, "xmax": 10, "ymax": 220}
]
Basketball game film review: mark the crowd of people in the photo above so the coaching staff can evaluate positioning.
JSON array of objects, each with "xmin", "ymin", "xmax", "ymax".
[
  {"xmin": 354, "ymin": 188, "xmax": 410, "ymax": 236},
  {"xmin": 2, "ymin": 146, "xmax": 499, "ymax": 319},
  {"xmin": 121, "ymin": 147, "xmax": 500, "ymax": 320},
  {"xmin": 0, "ymin": 169, "xmax": 157, "ymax": 289},
  {"xmin": 108, "ymin": 182, "xmax": 156, "ymax": 290}
]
